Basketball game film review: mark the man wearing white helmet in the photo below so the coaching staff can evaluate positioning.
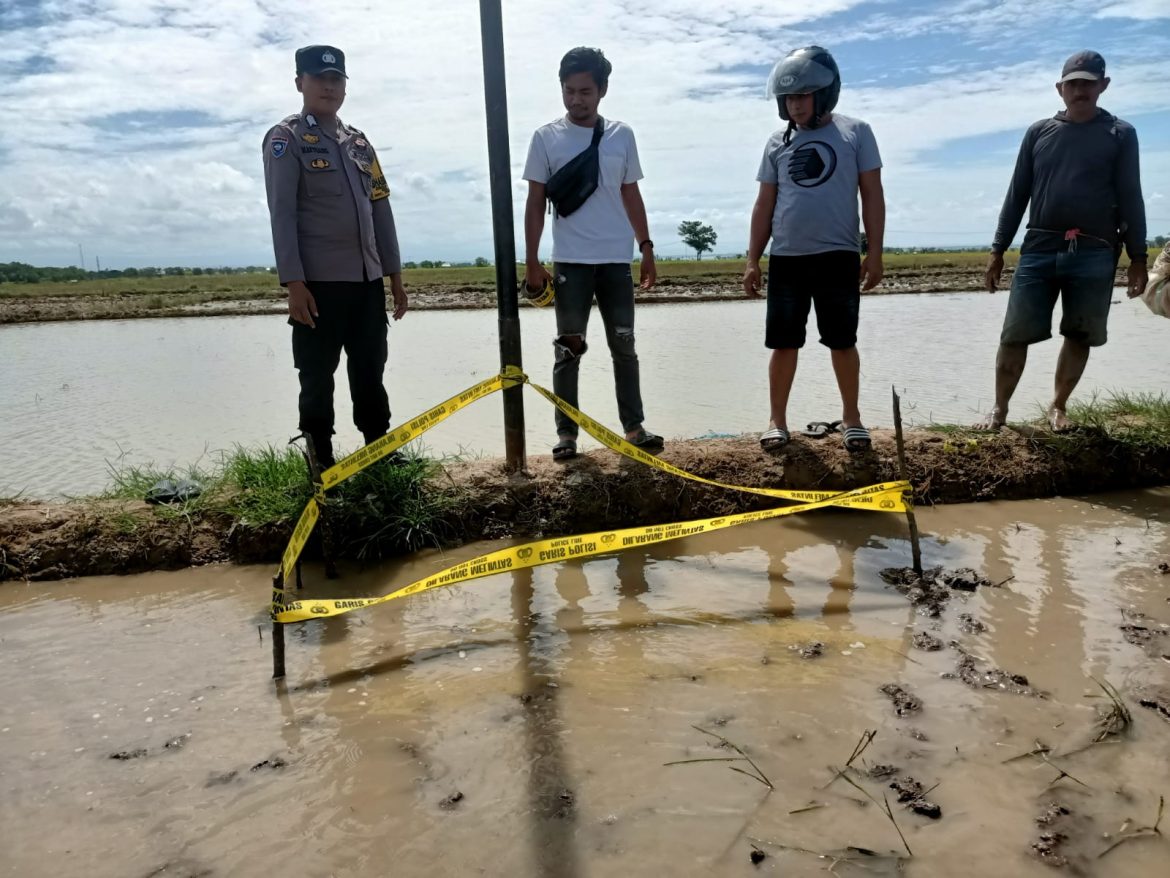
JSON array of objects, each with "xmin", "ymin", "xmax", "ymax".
[{"xmin": 743, "ymin": 46, "xmax": 885, "ymax": 454}]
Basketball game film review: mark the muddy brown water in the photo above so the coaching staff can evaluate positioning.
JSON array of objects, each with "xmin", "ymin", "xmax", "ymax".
[
  {"xmin": 3, "ymin": 491, "xmax": 1169, "ymax": 876},
  {"xmin": 2, "ymin": 291, "xmax": 1167, "ymax": 498}
]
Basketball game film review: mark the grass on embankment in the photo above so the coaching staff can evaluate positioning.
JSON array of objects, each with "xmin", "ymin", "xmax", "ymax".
[
  {"xmin": 923, "ymin": 392, "xmax": 1170, "ymax": 448},
  {"xmin": 99, "ymin": 444, "xmax": 463, "ymax": 560},
  {"xmin": 4, "ymin": 250, "xmax": 1156, "ymax": 301},
  {"xmin": 102, "ymin": 391, "xmax": 1170, "ymax": 530}
]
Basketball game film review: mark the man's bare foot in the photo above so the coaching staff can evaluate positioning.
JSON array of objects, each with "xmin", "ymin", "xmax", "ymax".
[
  {"xmin": 973, "ymin": 408, "xmax": 1006, "ymax": 430},
  {"xmin": 1047, "ymin": 406, "xmax": 1073, "ymax": 432}
]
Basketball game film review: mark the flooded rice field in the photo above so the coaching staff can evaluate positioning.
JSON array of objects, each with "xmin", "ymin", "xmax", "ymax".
[
  {"xmin": 2, "ymin": 291, "xmax": 1166, "ymax": 498},
  {"xmin": 2, "ymin": 491, "xmax": 1168, "ymax": 876}
]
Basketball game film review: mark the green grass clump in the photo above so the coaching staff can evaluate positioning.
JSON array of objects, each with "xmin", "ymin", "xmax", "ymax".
[
  {"xmin": 221, "ymin": 446, "xmax": 313, "ymax": 525},
  {"xmin": 328, "ymin": 448, "xmax": 460, "ymax": 558},
  {"xmin": 97, "ymin": 441, "xmax": 460, "ymax": 557},
  {"xmin": 1066, "ymin": 392, "xmax": 1170, "ymax": 450}
]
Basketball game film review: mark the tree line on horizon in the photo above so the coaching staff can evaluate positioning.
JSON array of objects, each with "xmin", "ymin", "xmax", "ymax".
[{"xmin": 3, "ymin": 233, "xmax": 1166, "ymax": 283}]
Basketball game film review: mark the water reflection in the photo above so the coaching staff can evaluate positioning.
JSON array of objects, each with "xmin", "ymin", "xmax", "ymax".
[
  {"xmin": 1, "ymin": 493, "xmax": 1169, "ymax": 876},
  {"xmin": 511, "ymin": 567, "xmax": 580, "ymax": 877},
  {"xmin": 4, "ymin": 292, "xmax": 1167, "ymax": 497}
]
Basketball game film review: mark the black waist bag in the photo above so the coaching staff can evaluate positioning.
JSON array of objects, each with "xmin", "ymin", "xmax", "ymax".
[{"xmin": 545, "ymin": 118, "xmax": 604, "ymax": 218}]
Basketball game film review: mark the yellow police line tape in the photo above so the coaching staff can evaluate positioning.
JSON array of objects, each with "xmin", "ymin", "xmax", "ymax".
[
  {"xmin": 273, "ymin": 479, "xmax": 909, "ymax": 623},
  {"xmin": 271, "ymin": 365, "xmax": 911, "ymax": 618}
]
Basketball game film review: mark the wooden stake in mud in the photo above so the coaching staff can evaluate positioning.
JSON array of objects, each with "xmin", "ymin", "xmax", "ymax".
[
  {"xmin": 299, "ymin": 433, "xmax": 338, "ymax": 580},
  {"xmin": 891, "ymin": 386, "xmax": 923, "ymax": 576},
  {"xmin": 271, "ymin": 572, "xmax": 286, "ymax": 679}
]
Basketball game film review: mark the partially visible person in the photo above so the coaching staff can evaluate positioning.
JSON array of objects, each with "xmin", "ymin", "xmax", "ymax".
[
  {"xmin": 977, "ymin": 51, "xmax": 1146, "ymax": 432},
  {"xmin": 1139, "ymin": 240, "xmax": 1170, "ymax": 318},
  {"xmin": 262, "ymin": 44, "xmax": 407, "ymax": 468},
  {"xmin": 743, "ymin": 45, "xmax": 884, "ymax": 453},
  {"xmin": 522, "ymin": 46, "xmax": 663, "ymax": 462}
]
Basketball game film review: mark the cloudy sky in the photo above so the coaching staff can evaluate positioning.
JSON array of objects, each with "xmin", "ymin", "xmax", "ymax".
[{"xmin": 2, "ymin": 0, "xmax": 1168, "ymax": 269}]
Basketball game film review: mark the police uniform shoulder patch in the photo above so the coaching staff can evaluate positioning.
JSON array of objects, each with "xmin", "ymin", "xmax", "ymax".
[
  {"xmin": 270, "ymin": 136, "xmax": 288, "ymax": 159},
  {"xmin": 369, "ymin": 154, "xmax": 390, "ymax": 201}
]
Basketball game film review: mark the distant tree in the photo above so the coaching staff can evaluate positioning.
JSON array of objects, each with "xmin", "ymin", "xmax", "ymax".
[
  {"xmin": 192, "ymin": 267, "xmax": 204, "ymax": 275},
  {"xmin": 474, "ymin": 256, "xmax": 490, "ymax": 267},
  {"xmin": 123, "ymin": 267, "xmax": 139, "ymax": 277},
  {"xmin": 1154, "ymin": 235, "xmax": 1167, "ymax": 248},
  {"xmin": 677, "ymin": 221, "xmax": 717, "ymax": 260},
  {"xmin": 419, "ymin": 260, "xmax": 436, "ymax": 268},
  {"xmin": 403, "ymin": 261, "xmax": 418, "ymax": 269},
  {"xmin": 163, "ymin": 266, "xmax": 185, "ymax": 276}
]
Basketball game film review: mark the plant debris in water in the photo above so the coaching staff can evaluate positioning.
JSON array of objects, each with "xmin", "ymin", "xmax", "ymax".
[
  {"xmin": 911, "ymin": 631, "xmax": 944, "ymax": 651},
  {"xmin": 109, "ymin": 748, "xmax": 148, "ymax": 761},
  {"xmin": 879, "ymin": 566, "xmax": 996, "ymax": 617},
  {"xmin": 1031, "ymin": 802, "xmax": 1074, "ymax": 867},
  {"xmin": 944, "ymin": 644, "xmax": 1046, "ymax": 697},
  {"xmin": 879, "ymin": 683, "xmax": 922, "ymax": 716},
  {"xmin": 1119, "ymin": 608, "xmax": 1169, "ymax": 660},
  {"xmin": 889, "ymin": 777, "xmax": 942, "ymax": 819},
  {"xmin": 1136, "ymin": 686, "xmax": 1170, "ymax": 723},
  {"xmin": 957, "ymin": 613, "xmax": 987, "ymax": 634},
  {"xmin": 791, "ymin": 641, "xmax": 824, "ymax": 659}
]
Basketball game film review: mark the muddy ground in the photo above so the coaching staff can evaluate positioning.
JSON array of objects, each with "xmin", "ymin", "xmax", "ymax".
[
  {"xmin": 3, "ymin": 423, "xmax": 1168, "ymax": 582},
  {"xmin": 0, "ymin": 264, "xmax": 1134, "ymax": 325}
]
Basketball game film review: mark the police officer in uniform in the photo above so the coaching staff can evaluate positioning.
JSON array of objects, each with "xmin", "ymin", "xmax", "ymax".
[{"xmin": 262, "ymin": 45, "xmax": 407, "ymax": 468}]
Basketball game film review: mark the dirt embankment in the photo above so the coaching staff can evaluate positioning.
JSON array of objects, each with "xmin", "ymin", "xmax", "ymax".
[
  {"xmin": 0, "ymin": 265, "xmax": 1134, "ymax": 325},
  {"xmin": 3, "ymin": 425, "xmax": 1168, "ymax": 582}
]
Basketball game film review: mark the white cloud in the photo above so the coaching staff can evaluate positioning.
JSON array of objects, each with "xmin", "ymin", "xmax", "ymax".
[
  {"xmin": 1096, "ymin": 1, "xmax": 1170, "ymax": 20},
  {"xmin": 0, "ymin": 0, "xmax": 1166, "ymax": 267}
]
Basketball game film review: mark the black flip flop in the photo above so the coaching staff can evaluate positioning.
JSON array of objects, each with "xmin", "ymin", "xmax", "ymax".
[
  {"xmin": 802, "ymin": 420, "xmax": 842, "ymax": 438},
  {"xmin": 552, "ymin": 437, "xmax": 578, "ymax": 461},
  {"xmin": 628, "ymin": 428, "xmax": 665, "ymax": 451}
]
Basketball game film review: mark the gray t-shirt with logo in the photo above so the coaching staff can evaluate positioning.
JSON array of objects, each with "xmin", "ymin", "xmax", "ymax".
[{"xmin": 756, "ymin": 114, "xmax": 881, "ymax": 256}]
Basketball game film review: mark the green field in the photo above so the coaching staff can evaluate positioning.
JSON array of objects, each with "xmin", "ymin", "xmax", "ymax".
[{"xmin": 0, "ymin": 249, "xmax": 1154, "ymax": 302}]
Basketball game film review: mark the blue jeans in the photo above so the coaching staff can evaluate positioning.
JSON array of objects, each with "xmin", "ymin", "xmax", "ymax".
[
  {"xmin": 1000, "ymin": 248, "xmax": 1116, "ymax": 347},
  {"xmin": 551, "ymin": 262, "xmax": 646, "ymax": 437}
]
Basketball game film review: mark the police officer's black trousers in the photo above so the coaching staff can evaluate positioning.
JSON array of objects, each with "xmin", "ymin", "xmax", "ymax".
[{"xmin": 291, "ymin": 278, "xmax": 390, "ymax": 465}]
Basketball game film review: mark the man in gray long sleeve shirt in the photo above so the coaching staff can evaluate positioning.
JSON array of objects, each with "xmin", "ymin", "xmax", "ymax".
[
  {"xmin": 978, "ymin": 51, "xmax": 1148, "ymax": 432},
  {"xmin": 262, "ymin": 45, "xmax": 407, "ymax": 467}
]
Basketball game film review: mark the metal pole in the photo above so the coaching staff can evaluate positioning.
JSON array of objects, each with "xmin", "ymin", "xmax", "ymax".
[
  {"xmin": 891, "ymin": 386, "xmax": 923, "ymax": 576},
  {"xmin": 479, "ymin": 0, "xmax": 527, "ymax": 472}
]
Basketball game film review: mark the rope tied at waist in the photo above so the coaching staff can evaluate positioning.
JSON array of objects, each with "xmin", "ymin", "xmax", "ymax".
[{"xmin": 1032, "ymin": 227, "xmax": 1113, "ymax": 253}]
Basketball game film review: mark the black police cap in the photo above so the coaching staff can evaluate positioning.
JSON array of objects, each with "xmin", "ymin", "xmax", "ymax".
[{"xmin": 296, "ymin": 45, "xmax": 347, "ymax": 78}]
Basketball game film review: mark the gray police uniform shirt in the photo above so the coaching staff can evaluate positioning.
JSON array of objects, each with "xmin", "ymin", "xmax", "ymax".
[
  {"xmin": 262, "ymin": 113, "xmax": 402, "ymax": 285},
  {"xmin": 756, "ymin": 114, "xmax": 882, "ymax": 256}
]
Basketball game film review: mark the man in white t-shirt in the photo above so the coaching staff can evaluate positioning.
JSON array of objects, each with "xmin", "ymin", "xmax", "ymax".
[{"xmin": 522, "ymin": 47, "xmax": 663, "ymax": 462}]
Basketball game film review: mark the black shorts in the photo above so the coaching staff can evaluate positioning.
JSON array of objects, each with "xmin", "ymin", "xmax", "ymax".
[{"xmin": 765, "ymin": 250, "xmax": 861, "ymax": 350}]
